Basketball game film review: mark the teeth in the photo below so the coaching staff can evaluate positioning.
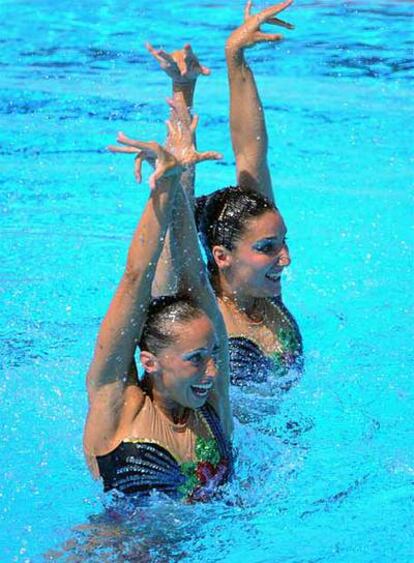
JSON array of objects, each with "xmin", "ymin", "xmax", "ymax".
[
  {"xmin": 192, "ymin": 383, "xmax": 212, "ymax": 390},
  {"xmin": 191, "ymin": 383, "xmax": 212, "ymax": 396}
]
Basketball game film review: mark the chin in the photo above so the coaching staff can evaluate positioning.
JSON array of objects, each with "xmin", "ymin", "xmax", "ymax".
[
  {"xmin": 188, "ymin": 390, "xmax": 210, "ymax": 409},
  {"xmin": 264, "ymin": 278, "xmax": 282, "ymax": 297},
  {"xmin": 192, "ymin": 395, "xmax": 209, "ymax": 408}
]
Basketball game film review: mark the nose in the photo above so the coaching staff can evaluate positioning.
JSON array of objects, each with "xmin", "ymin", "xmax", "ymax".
[
  {"xmin": 276, "ymin": 244, "xmax": 291, "ymax": 268},
  {"xmin": 205, "ymin": 355, "xmax": 218, "ymax": 379}
]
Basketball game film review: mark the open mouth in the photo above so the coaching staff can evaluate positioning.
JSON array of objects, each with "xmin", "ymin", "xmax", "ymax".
[{"xmin": 191, "ymin": 382, "xmax": 213, "ymax": 398}]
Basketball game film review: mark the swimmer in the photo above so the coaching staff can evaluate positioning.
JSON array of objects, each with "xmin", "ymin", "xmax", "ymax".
[
  {"xmin": 83, "ymin": 112, "xmax": 233, "ymax": 501},
  {"xmin": 146, "ymin": 1, "xmax": 302, "ymax": 390}
]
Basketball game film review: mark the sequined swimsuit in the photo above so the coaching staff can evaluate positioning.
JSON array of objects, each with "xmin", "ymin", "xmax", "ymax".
[
  {"xmin": 96, "ymin": 402, "xmax": 232, "ymax": 501},
  {"xmin": 229, "ymin": 298, "xmax": 303, "ymax": 388}
]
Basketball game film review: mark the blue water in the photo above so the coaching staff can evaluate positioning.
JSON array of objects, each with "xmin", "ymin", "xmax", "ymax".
[{"xmin": 1, "ymin": 0, "xmax": 413, "ymax": 560}]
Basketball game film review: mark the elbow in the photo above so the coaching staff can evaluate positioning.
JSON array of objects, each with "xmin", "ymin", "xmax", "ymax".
[{"xmin": 123, "ymin": 264, "xmax": 145, "ymax": 285}]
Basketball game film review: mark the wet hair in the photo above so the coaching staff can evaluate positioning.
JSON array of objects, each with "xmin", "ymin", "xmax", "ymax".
[
  {"xmin": 139, "ymin": 294, "xmax": 204, "ymax": 356},
  {"xmin": 195, "ymin": 186, "xmax": 276, "ymax": 274}
]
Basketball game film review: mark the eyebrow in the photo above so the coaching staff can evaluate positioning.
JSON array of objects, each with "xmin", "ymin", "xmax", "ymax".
[{"xmin": 255, "ymin": 231, "xmax": 288, "ymax": 242}]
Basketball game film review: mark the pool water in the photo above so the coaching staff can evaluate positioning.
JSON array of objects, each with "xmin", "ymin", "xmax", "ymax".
[{"xmin": 1, "ymin": 0, "xmax": 413, "ymax": 560}]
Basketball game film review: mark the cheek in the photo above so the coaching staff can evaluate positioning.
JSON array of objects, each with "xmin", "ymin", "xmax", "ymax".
[
  {"xmin": 244, "ymin": 253, "xmax": 272, "ymax": 273},
  {"xmin": 164, "ymin": 361, "xmax": 195, "ymax": 388}
]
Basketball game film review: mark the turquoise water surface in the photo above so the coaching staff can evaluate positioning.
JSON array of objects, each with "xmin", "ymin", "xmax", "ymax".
[{"xmin": 1, "ymin": 0, "xmax": 413, "ymax": 560}]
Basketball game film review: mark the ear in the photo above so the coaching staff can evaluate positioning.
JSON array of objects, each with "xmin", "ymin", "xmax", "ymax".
[
  {"xmin": 212, "ymin": 245, "xmax": 233, "ymax": 271},
  {"xmin": 139, "ymin": 351, "xmax": 160, "ymax": 375}
]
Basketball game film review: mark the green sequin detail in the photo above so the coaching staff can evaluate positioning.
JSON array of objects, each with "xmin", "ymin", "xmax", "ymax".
[
  {"xmin": 195, "ymin": 436, "xmax": 220, "ymax": 465},
  {"xmin": 178, "ymin": 436, "xmax": 221, "ymax": 497},
  {"xmin": 178, "ymin": 462, "xmax": 199, "ymax": 496},
  {"xmin": 272, "ymin": 327, "xmax": 300, "ymax": 365}
]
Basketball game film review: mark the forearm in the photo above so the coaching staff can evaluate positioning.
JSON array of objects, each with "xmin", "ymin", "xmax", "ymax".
[
  {"xmin": 170, "ymin": 83, "xmax": 197, "ymax": 200},
  {"xmin": 152, "ymin": 230, "xmax": 179, "ymax": 296},
  {"xmin": 152, "ymin": 83, "xmax": 197, "ymax": 295},
  {"xmin": 168, "ymin": 185, "xmax": 226, "ymax": 344},
  {"xmin": 125, "ymin": 178, "xmax": 175, "ymax": 279},
  {"xmin": 172, "ymin": 80, "xmax": 196, "ymax": 111},
  {"xmin": 226, "ymin": 46, "xmax": 273, "ymax": 201}
]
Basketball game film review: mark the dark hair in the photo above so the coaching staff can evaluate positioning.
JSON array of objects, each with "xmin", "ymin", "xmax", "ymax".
[
  {"xmin": 139, "ymin": 295, "xmax": 204, "ymax": 355},
  {"xmin": 195, "ymin": 186, "xmax": 276, "ymax": 274}
]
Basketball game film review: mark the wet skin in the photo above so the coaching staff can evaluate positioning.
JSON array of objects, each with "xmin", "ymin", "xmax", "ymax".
[
  {"xmin": 150, "ymin": 315, "xmax": 220, "ymax": 411},
  {"xmin": 224, "ymin": 209, "xmax": 290, "ymax": 299}
]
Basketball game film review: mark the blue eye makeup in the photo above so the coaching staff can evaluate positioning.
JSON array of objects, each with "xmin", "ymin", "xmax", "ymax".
[
  {"xmin": 253, "ymin": 236, "xmax": 287, "ymax": 254},
  {"xmin": 183, "ymin": 345, "xmax": 220, "ymax": 366},
  {"xmin": 184, "ymin": 352, "xmax": 205, "ymax": 364}
]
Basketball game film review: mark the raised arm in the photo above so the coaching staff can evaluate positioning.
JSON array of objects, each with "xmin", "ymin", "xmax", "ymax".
[
  {"xmin": 144, "ymin": 43, "xmax": 210, "ymax": 296},
  {"xmin": 145, "ymin": 42, "xmax": 210, "ymax": 199},
  {"xmin": 113, "ymin": 108, "xmax": 232, "ymax": 438},
  {"xmin": 165, "ymin": 101, "xmax": 232, "ymax": 438},
  {"xmin": 84, "ymin": 140, "xmax": 182, "ymax": 471},
  {"xmin": 174, "ymin": 184, "xmax": 233, "ymax": 438},
  {"xmin": 226, "ymin": 0, "xmax": 294, "ymax": 203}
]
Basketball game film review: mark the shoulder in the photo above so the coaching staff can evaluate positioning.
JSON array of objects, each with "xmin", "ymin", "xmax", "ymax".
[{"xmin": 84, "ymin": 376, "xmax": 147, "ymax": 460}]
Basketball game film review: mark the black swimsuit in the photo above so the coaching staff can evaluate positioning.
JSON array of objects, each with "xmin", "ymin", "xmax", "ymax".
[
  {"xmin": 229, "ymin": 298, "xmax": 303, "ymax": 388},
  {"xmin": 96, "ymin": 403, "xmax": 232, "ymax": 501}
]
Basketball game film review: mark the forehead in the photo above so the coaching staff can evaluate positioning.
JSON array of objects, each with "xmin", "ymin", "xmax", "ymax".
[
  {"xmin": 242, "ymin": 210, "xmax": 286, "ymax": 242},
  {"xmin": 168, "ymin": 315, "xmax": 216, "ymax": 353}
]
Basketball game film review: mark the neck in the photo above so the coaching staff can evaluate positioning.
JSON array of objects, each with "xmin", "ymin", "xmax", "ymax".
[
  {"xmin": 217, "ymin": 276, "xmax": 266, "ymax": 325},
  {"xmin": 221, "ymin": 292, "xmax": 258, "ymax": 316},
  {"xmin": 151, "ymin": 385, "xmax": 189, "ymax": 424},
  {"xmin": 217, "ymin": 275, "xmax": 257, "ymax": 315}
]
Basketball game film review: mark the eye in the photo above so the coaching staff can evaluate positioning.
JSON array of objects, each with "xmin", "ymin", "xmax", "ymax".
[
  {"xmin": 185, "ymin": 351, "xmax": 207, "ymax": 366},
  {"xmin": 254, "ymin": 240, "xmax": 278, "ymax": 254},
  {"xmin": 254, "ymin": 237, "xmax": 288, "ymax": 255}
]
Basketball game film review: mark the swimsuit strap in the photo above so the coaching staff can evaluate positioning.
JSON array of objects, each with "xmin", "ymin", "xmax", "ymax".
[
  {"xmin": 197, "ymin": 404, "xmax": 232, "ymax": 463},
  {"xmin": 269, "ymin": 296, "xmax": 303, "ymax": 353}
]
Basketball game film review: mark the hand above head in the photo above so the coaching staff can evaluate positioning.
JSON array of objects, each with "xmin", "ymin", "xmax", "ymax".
[
  {"xmin": 108, "ymin": 133, "xmax": 181, "ymax": 190},
  {"xmin": 226, "ymin": 0, "xmax": 294, "ymax": 54},
  {"xmin": 146, "ymin": 42, "xmax": 211, "ymax": 85},
  {"xmin": 107, "ymin": 109, "xmax": 222, "ymax": 189}
]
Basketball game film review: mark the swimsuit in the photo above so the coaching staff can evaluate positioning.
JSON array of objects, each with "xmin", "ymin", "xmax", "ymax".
[
  {"xmin": 96, "ymin": 401, "xmax": 232, "ymax": 502},
  {"xmin": 229, "ymin": 297, "xmax": 303, "ymax": 388}
]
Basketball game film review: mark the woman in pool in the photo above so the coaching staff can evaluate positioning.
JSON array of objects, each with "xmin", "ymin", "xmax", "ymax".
[
  {"xmin": 83, "ymin": 113, "xmax": 232, "ymax": 501},
  {"xmin": 145, "ymin": 0, "xmax": 302, "ymax": 389}
]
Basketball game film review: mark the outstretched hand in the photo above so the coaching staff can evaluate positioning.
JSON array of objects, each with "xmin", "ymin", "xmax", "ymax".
[
  {"xmin": 146, "ymin": 42, "xmax": 210, "ymax": 84},
  {"xmin": 108, "ymin": 110, "xmax": 222, "ymax": 189},
  {"xmin": 226, "ymin": 0, "xmax": 294, "ymax": 53},
  {"xmin": 108, "ymin": 134, "xmax": 180, "ymax": 190}
]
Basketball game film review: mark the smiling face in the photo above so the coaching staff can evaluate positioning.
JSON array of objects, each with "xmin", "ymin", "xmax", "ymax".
[
  {"xmin": 144, "ymin": 314, "xmax": 219, "ymax": 410},
  {"xmin": 217, "ymin": 209, "xmax": 290, "ymax": 298}
]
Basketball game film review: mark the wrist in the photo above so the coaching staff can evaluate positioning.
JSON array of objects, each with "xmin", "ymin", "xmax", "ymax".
[
  {"xmin": 172, "ymin": 81, "xmax": 195, "ymax": 108},
  {"xmin": 225, "ymin": 44, "xmax": 245, "ymax": 67},
  {"xmin": 153, "ymin": 172, "xmax": 180, "ymax": 194},
  {"xmin": 172, "ymin": 80, "xmax": 196, "ymax": 95}
]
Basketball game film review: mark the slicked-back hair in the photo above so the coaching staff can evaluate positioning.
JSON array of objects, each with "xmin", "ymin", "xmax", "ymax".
[
  {"xmin": 139, "ymin": 295, "xmax": 205, "ymax": 356},
  {"xmin": 195, "ymin": 186, "xmax": 276, "ymax": 274}
]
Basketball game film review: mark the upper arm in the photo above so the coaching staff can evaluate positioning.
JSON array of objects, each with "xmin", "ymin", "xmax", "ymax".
[
  {"xmin": 84, "ymin": 274, "xmax": 149, "ymax": 455},
  {"xmin": 227, "ymin": 52, "xmax": 275, "ymax": 204},
  {"xmin": 205, "ymin": 301, "xmax": 233, "ymax": 439},
  {"xmin": 84, "ymin": 357, "xmax": 145, "ymax": 458},
  {"xmin": 237, "ymin": 158, "xmax": 274, "ymax": 204}
]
